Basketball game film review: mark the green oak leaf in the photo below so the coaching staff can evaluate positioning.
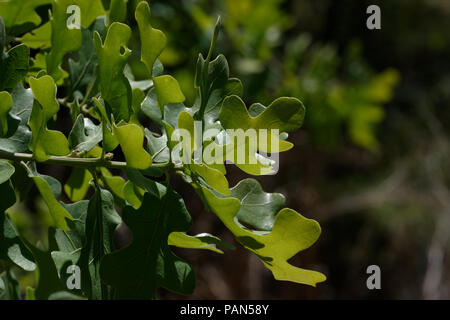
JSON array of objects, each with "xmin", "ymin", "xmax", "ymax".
[
  {"xmin": 0, "ymin": 213, "xmax": 36, "ymax": 272},
  {"xmin": 193, "ymin": 18, "xmax": 231, "ymax": 123},
  {"xmin": 68, "ymin": 17, "xmax": 107, "ymax": 95},
  {"xmin": 141, "ymin": 88, "xmax": 162, "ymax": 126},
  {"xmin": 68, "ymin": 115, "xmax": 102, "ymax": 154},
  {"xmin": 144, "ymin": 128, "xmax": 170, "ymax": 163},
  {"xmin": 190, "ymin": 163, "xmax": 230, "ymax": 196},
  {"xmin": 200, "ymin": 186, "xmax": 326, "ymax": 287},
  {"xmin": 201, "ymin": 95, "xmax": 305, "ymax": 175},
  {"xmin": 109, "ymin": 0, "xmax": 128, "ymax": 24},
  {"xmin": 20, "ymin": 22, "xmax": 51, "ymax": 49},
  {"xmin": 28, "ymin": 75, "xmax": 70, "ymax": 162},
  {"xmin": 0, "ymin": 0, "xmax": 52, "ymax": 28},
  {"xmin": 113, "ymin": 122, "xmax": 153, "ymax": 170},
  {"xmin": 64, "ymin": 168, "xmax": 93, "ymax": 202},
  {"xmin": 50, "ymin": 200, "xmax": 87, "ymax": 295},
  {"xmin": 230, "ymin": 178, "xmax": 285, "ymax": 231},
  {"xmin": 94, "ymin": 22, "xmax": 132, "ymax": 122},
  {"xmin": 73, "ymin": 0, "xmax": 105, "ymax": 29},
  {"xmin": 168, "ymin": 232, "xmax": 234, "ymax": 254},
  {"xmin": 195, "ymin": 54, "xmax": 229, "ymax": 96},
  {"xmin": 100, "ymin": 189, "xmax": 195, "ymax": 299},
  {"xmin": 21, "ymin": 238, "xmax": 69, "ymax": 300},
  {"xmin": 124, "ymin": 65, "xmax": 153, "ymax": 91},
  {"xmin": 92, "ymin": 97, "xmax": 119, "ymax": 152},
  {"xmin": 202, "ymin": 131, "xmax": 273, "ymax": 176},
  {"xmin": 0, "ymin": 42, "xmax": 30, "ymax": 92},
  {"xmin": 219, "ymin": 95, "xmax": 305, "ymax": 153},
  {"xmin": 78, "ymin": 186, "xmax": 121, "ymax": 299},
  {"xmin": 135, "ymin": 1, "xmax": 167, "ymax": 75},
  {"xmin": 126, "ymin": 168, "xmax": 166, "ymax": 199},
  {"xmin": 165, "ymin": 102, "xmax": 192, "ymax": 129},
  {"xmin": 130, "ymin": 88, "xmax": 145, "ymax": 124},
  {"xmin": 0, "ymin": 84, "xmax": 33, "ymax": 153},
  {"xmin": 55, "ymin": 200, "xmax": 88, "ymax": 253},
  {"xmin": 122, "ymin": 180, "xmax": 144, "ymax": 209},
  {"xmin": 100, "ymin": 168, "xmax": 126, "ymax": 202},
  {"xmin": 53, "ymin": 187, "xmax": 121, "ymax": 300},
  {"xmin": 28, "ymin": 52, "xmax": 46, "ymax": 78},
  {"xmin": 192, "ymin": 77, "xmax": 243, "ymax": 128},
  {"xmin": 176, "ymin": 110, "xmax": 196, "ymax": 161},
  {"xmin": 46, "ymin": 0, "xmax": 81, "ymax": 81},
  {"xmin": 153, "ymin": 75, "xmax": 186, "ymax": 112},
  {"xmin": 141, "ymin": 81, "xmax": 190, "ymax": 129},
  {"xmin": 46, "ymin": 0, "xmax": 105, "ymax": 81},
  {"xmin": 23, "ymin": 162, "xmax": 73, "ymax": 230},
  {"xmin": 0, "ymin": 160, "xmax": 14, "ymax": 184},
  {"xmin": 0, "ymin": 91, "xmax": 14, "ymax": 137}
]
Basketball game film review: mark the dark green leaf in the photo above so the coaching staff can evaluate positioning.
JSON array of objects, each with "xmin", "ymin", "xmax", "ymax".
[
  {"xmin": 0, "ymin": 43, "xmax": 29, "ymax": 92},
  {"xmin": 0, "ymin": 84, "xmax": 33, "ymax": 153},
  {"xmin": 0, "ymin": 213, "xmax": 35, "ymax": 271},
  {"xmin": 21, "ymin": 238, "xmax": 69, "ymax": 300},
  {"xmin": 68, "ymin": 115, "xmax": 102, "ymax": 154},
  {"xmin": 94, "ymin": 22, "xmax": 132, "ymax": 122},
  {"xmin": 230, "ymin": 178, "xmax": 285, "ymax": 231},
  {"xmin": 69, "ymin": 17, "xmax": 107, "ymax": 95},
  {"xmin": 78, "ymin": 186, "xmax": 121, "ymax": 299},
  {"xmin": 100, "ymin": 189, "xmax": 195, "ymax": 299}
]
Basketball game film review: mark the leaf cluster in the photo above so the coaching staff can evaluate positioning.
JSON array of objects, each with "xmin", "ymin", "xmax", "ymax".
[{"xmin": 0, "ymin": 0, "xmax": 325, "ymax": 300}]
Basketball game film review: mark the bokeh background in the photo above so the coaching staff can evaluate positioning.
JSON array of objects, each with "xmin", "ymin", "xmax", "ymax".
[{"xmin": 7, "ymin": 0, "xmax": 450, "ymax": 299}]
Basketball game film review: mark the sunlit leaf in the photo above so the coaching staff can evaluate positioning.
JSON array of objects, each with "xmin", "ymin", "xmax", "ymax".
[
  {"xmin": 168, "ymin": 232, "xmax": 234, "ymax": 254},
  {"xmin": 20, "ymin": 22, "xmax": 51, "ymax": 49},
  {"xmin": 200, "ymin": 186, "xmax": 326, "ymax": 287},
  {"xmin": 0, "ymin": 0, "xmax": 52, "ymax": 28},
  {"xmin": 64, "ymin": 168, "xmax": 93, "ymax": 202},
  {"xmin": 23, "ymin": 162, "xmax": 73, "ymax": 230},
  {"xmin": 153, "ymin": 75, "xmax": 185, "ymax": 111},
  {"xmin": 220, "ymin": 95, "xmax": 305, "ymax": 153},
  {"xmin": 135, "ymin": 1, "xmax": 167, "ymax": 75},
  {"xmin": 113, "ymin": 122, "xmax": 152, "ymax": 170},
  {"xmin": 28, "ymin": 75, "xmax": 70, "ymax": 161}
]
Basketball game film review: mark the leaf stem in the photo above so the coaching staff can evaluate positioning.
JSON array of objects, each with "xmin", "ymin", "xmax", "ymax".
[
  {"xmin": 195, "ymin": 16, "xmax": 221, "ymax": 122},
  {"xmin": 0, "ymin": 150, "xmax": 170, "ymax": 170}
]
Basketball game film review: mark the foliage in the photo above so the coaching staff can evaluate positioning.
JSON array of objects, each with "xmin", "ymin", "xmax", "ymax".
[
  {"xmin": 144, "ymin": 0, "xmax": 398, "ymax": 151},
  {"xmin": 0, "ymin": 1, "xmax": 325, "ymax": 299}
]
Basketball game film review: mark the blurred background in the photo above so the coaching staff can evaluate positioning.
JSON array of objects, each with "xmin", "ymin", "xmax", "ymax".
[{"xmin": 7, "ymin": 0, "xmax": 450, "ymax": 299}]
